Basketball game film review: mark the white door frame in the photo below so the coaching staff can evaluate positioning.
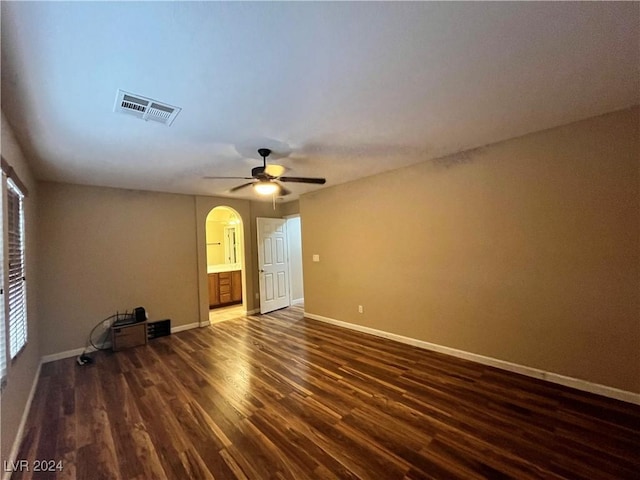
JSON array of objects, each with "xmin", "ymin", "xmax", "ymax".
[{"xmin": 223, "ymin": 225, "xmax": 238, "ymax": 264}]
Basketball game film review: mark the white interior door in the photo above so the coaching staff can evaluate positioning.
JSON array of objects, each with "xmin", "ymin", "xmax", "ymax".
[{"xmin": 257, "ymin": 217, "xmax": 290, "ymax": 314}]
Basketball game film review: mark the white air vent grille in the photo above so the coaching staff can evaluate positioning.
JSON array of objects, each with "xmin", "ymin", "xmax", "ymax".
[{"xmin": 114, "ymin": 90, "xmax": 181, "ymax": 126}]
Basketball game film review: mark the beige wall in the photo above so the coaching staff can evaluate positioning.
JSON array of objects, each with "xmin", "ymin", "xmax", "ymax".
[
  {"xmin": 38, "ymin": 187, "xmax": 287, "ymax": 354},
  {"xmin": 206, "ymin": 221, "xmax": 226, "ymax": 266},
  {"xmin": 37, "ymin": 183, "xmax": 200, "ymax": 355},
  {"xmin": 1, "ymin": 113, "xmax": 40, "ymax": 464},
  {"xmin": 280, "ymin": 199, "xmax": 300, "ymax": 217},
  {"xmin": 300, "ymin": 106, "xmax": 640, "ymax": 393}
]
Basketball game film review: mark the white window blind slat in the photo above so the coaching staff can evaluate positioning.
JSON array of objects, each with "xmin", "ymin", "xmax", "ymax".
[{"xmin": 7, "ymin": 179, "xmax": 26, "ymax": 358}]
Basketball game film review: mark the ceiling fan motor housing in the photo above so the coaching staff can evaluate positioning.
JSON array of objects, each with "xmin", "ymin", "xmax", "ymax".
[{"xmin": 251, "ymin": 166, "xmax": 267, "ymax": 177}]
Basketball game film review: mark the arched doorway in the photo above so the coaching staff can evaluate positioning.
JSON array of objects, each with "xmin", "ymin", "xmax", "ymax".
[{"xmin": 205, "ymin": 206, "xmax": 245, "ymax": 323}]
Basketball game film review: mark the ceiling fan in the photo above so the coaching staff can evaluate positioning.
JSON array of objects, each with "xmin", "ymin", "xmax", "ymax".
[{"xmin": 204, "ymin": 148, "xmax": 326, "ymax": 196}]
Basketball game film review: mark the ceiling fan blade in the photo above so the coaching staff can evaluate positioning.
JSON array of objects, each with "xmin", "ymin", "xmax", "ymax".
[
  {"xmin": 279, "ymin": 176, "xmax": 326, "ymax": 184},
  {"xmin": 229, "ymin": 182, "xmax": 255, "ymax": 192},
  {"xmin": 204, "ymin": 176, "xmax": 254, "ymax": 180}
]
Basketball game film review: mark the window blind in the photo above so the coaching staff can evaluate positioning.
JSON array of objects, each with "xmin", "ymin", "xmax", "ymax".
[
  {"xmin": 7, "ymin": 179, "xmax": 26, "ymax": 358},
  {"xmin": 0, "ymin": 176, "xmax": 5, "ymax": 381}
]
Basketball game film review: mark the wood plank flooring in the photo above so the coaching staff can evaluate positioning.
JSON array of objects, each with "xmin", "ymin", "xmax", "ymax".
[{"xmin": 11, "ymin": 306, "xmax": 640, "ymax": 479}]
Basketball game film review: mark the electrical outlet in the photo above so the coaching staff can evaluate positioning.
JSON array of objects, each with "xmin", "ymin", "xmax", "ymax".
[
  {"xmin": 312, "ymin": 254, "xmax": 320, "ymax": 262},
  {"xmin": 358, "ymin": 305, "xmax": 363, "ymax": 314}
]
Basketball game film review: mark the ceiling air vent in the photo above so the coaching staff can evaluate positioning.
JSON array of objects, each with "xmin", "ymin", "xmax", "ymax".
[{"xmin": 114, "ymin": 90, "xmax": 181, "ymax": 126}]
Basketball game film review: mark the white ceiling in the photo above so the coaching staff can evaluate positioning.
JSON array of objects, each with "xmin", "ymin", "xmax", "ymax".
[{"xmin": 1, "ymin": 1, "xmax": 638, "ymax": 201}]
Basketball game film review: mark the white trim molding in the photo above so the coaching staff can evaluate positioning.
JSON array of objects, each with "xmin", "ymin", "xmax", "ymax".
[
  {"xmin": 41, "ymin": 342, "xmax": 112, "ymax": 364},
  {"xmin": 41, "ymin": 321, "xmax": 206, "ymax": 363},
  {"xmin": 42, "ymin": 347, "xmax": 86, "ymax": 364},
  {"xmin": 3, "ymin": 361, "xmax": 42, "ymax": 480},
  {"xmin": 171, "ymin": 322, "xmax": 200, "ymax": 334},
  {"xmin": 304, "ymin": 311, "xmax": 640, "ymax": 406},
  {"xmin": 243, "ymin": 308, "xmax": 260, "ymax": 315}
]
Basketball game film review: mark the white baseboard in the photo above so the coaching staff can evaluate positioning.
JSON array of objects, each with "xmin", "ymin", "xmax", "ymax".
[
  {"xmin": 42, "ymin": 322, "xmax": 205, "ymax": 362},
  {"xmin": 304, "ymin": 311, "xmax": 640, "ymax": 406},
  {"xmin": 244, "ymin": 308, "xmax": 260, "ymax": 315},
  {"xmin": 41, "ymin": 342, "xmax": 111, "ymax": 364},
  {"xmin": 3, "ymin": 361, "xmax": 42, "ymax": 480},
  {"xmin": 42, "ymin": 347, "xmax": 85, "ymax": 364},
  {"xmin": 171, "ymin": 322, "xmax": 200, "ymax": 333},
  {"xmin": 291, "ymin": 298, "xmax": 304, "ymax": 306}
]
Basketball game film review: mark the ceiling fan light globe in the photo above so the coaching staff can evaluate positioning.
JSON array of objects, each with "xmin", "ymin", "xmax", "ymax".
[{"xmin": 253, "ymin": 181, "xmax": 278, "ymax": 195}]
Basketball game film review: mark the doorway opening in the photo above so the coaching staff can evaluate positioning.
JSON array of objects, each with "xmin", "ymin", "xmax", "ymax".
[
  {"xmin": 255, "ymin": 215, "xmax": 304, "ymax": 315},
  {"xmin": 205, "ymin": 206, "xmax": 245, "ymax": 321},
  {"xmin": 285, "ymin": 215, "xmax": 304, "ymax": 306}
]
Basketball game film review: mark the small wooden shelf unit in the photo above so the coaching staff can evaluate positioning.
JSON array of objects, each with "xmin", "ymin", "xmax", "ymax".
[{"xmin": 111, "ymin": 321, "xmax": 148, "ymax": 351}]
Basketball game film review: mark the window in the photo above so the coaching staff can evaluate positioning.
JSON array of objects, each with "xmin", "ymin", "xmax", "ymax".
[
  {"xmin": 7, "ymin": 178, "xmax": 26, "ymax": 358},
  {"xmin": 0, "ymin": 157, "xmax": 29, "ymax": 381},
  {"xmin": 0, "ymin": 180, "xmax": 5, "ymax": 382}
]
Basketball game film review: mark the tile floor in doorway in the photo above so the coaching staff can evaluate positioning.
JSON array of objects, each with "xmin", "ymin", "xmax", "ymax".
[{"xmin": 209, "ymin": 304, "xmax": 245, "ymax": 324}]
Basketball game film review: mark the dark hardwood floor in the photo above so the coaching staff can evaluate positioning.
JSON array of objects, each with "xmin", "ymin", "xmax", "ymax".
[{"xmin": 11, "ymin": 306, "xmax": 640, "ymax": 479}]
